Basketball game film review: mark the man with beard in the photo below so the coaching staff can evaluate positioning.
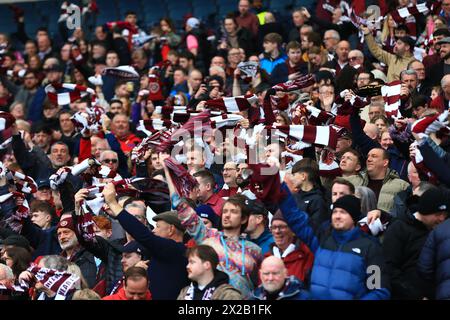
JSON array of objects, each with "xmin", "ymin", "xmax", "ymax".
[
  {"xmin": 177, "ymin": 245, "xmax": 242, "ymax": 300},
  {"xmin": 361, "ymin": 25, "xmax": 415, "ymax": 82},
  {"xmin": 252, "ymin": 256, "xmax": 309, "ymax": 300},
  {"xmin": 428, "ymin": 37, "xmax": 450, "ymax": 86},
  {"xmin": 56, "ymin": 215, "xmax": 97, "ymax": 288},
  {"xmin": 174, "ymin": 194, "xmax": 262, "ymax": 299}
]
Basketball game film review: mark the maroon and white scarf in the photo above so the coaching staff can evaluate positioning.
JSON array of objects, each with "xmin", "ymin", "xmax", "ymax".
[
  {"xmin": 155, "ymin": 111, "xmax": 212, "ymax": 153},
  {"xmin": 163, "ymin": 157, "xmax": 198, "ymax": 198},
  {"xmin": 0, "ymin": 192, "xmax": 30, "ymax": 233},
  {"xmin": 45, "ymin": 83, "xmax": 98, "ymax": 106},
  {"xmin": 381, "ymin": 81, "xmax": 402, "ymax": 119},
  {"xmin": 0, "ymin": 111, "xmax": 16, "ymax": 131},
  {"xmin": 80, "ymin": 177, "xmax": 145, "ymax": 215},
  {"xmin": 6, "ymin": 170, "xmax": 38, "ymax": 194},
  {"xmin": 137, "ymin": 119, "xmax": 176, "ymax": 136},
  {"xmin": 272, "ymin": 74, "xmax": 316, "ymax": 92},
  {"xmin": 390, "ymin": 2, "xmax": 440, "ymax": 25},
  {"xmin": 71, "ymin": 105, "xmax": 105, "ymax": 136},
  {"xmin": 411, "ymin": 110, "xmax": 449, "ymax": 138},
  {"xmin": 131, "ymin": 131, "xmax": 173, "ymax": 163},
  {"xmin": 26, "ymin": 265, "xmax": 80, "ymax": 297},
  {"xmin": 318, "ymin": 149, "xmax": 342, "ymax": 177},
  {"xmin": 205, "ymin": 94, "xmax": 257, "ymax": 113},
  {"xmin": 271, "ymin": 124, "xmax": 344, "ymax": 150},
  {"xmin": 74, "ymin": 209, "xmax": 97, "ymax": 243}
]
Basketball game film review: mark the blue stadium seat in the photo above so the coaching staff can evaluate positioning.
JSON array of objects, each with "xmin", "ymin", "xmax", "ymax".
[
  {"xmin": 193, "ymin": 4, "xmax": 217, "ymax": 19},
  {"xmin": 292, "ymin": 0, "xmax": 316, "ymax": 10}
]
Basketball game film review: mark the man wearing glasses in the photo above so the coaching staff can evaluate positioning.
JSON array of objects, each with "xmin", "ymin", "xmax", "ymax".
[{"xmin": 100, "ymin": 150, "xmax": 119, "ymax": 172}]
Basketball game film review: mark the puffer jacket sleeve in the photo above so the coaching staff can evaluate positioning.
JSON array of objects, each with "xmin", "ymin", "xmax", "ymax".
[
  {"xmin": 360, "ymin": 241, "xmax": 391, "ymax": 300},
  {"xmin": 417, "ymin": 229, "xmax": 436, "ymax": 283},
  {"xmin": 279, "ymin": 183, "xmax": 320, "ymax": 253}
]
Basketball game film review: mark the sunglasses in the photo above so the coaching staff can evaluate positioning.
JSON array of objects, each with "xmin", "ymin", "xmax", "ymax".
[
  {"xmin": 103, "ymin": 159, "xmax": 118, "ymax": 164},
  {"xmin": 349, "ymin": 56, "xmax": 359, "ymax": 61}
]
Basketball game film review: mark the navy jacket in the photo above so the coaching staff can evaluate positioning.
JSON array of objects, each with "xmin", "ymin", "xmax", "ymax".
[
  {"xmin": 116, "ymin": 210, "xmax": 189, "ymax": 300},
  {"xmin": 252, "ymin": 275, "xmax": 309, "ymax": 300},
  {"xmin": 279, "ymin": 184, "xmax": 390, "ymax": 300},
  {"xmin": 418, "ymin": 219, "xmax": 450, "ymax": 300},
  {"xmin": 21, "ymin": 220, "xmax": 61, "ymax": 259},
  {"xmin": 293, "ymin": 187, "xmax": 329, "ymax": 228}
]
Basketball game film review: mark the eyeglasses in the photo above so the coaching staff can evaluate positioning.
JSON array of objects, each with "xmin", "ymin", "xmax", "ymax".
[
  {"xmin": 102, "ymin": 159, "xmax": 118, "ymax": 164},
  {"xmin": 270, "ymin": 225, "xmax": 288, "ymax": 232},
  {"xmin": 349, "ymin": 56, "xmax": 359, "ymax": 61}
]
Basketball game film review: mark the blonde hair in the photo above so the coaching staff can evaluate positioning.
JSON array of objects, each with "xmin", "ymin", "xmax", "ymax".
[
  {"xmin": 72, "ymin": 289, "xmax": 101, "ymax": 300},
  {"xmin": 67, "ymin": 263, "xmax": 89, "ymax": 289},
  {"xmin": 380, "ymin": 14, "xmax": 393, "ymax": 43}
]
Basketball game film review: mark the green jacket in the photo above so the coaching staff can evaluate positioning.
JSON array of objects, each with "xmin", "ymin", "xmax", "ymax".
[
  {"xmin": 344, "ymin": 169, "xmax": 410, "ymax": 213},
  {"xmin": 364, "ymin": 33, "xmax": 415, "ymax": 82}
]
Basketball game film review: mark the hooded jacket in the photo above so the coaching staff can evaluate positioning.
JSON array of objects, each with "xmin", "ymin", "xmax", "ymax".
[
  {"xmin": 382, "ymin": 209, "xmax": 434, "ymax": 299},
  {"xmin": 176, "ymin": 201, "xmax": 262, "ymax": 299},
  {"xmin": 252, "ymin": 275, "xmax": 309, "ymax": 300},
  {"xmin": 279, "ymin": 184, "xmax": 390, "ymax": 300},
  {"xmin": 177, "ymin": 270, "xmax": 242, "ymax": 300},
  {"xmin": 248, "ymin": 228, "xmax": 274, "ymax": 256}
]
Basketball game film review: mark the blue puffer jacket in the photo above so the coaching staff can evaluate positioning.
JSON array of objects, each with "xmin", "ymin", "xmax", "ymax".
[
  {"xmin": 279, "ymin": 184, "xmax": 390, "ymax": 300},
  {"xmin": 418, "ymin": 219, "xmax": 450, "ymax": 300},
  {"xmin": 252, "ymin": 275, "xmax": 310, "ymax": 300}
]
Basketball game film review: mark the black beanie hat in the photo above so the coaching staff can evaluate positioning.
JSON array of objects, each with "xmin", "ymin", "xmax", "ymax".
[
  {"xmin": 332, "ymin": 195, "xmax": 361, "ymax": 223},
  {"xmin": 418, "ymin": 188, "xmax": 449, "ymax": 215}
]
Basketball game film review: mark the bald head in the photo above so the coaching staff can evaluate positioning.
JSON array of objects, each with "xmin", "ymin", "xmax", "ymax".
[
  {"xmin": 336, "ymin": 41, "xmax": 350, "ymax": 62},
  {"xmin": 259, "ymin": 256, "xmax": 287, "ymax": 293}
]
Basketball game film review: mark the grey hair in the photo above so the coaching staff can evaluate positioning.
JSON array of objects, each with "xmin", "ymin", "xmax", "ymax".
[
  {"xmin": 0, "ymin": 264, "xmax": 14, "ymax": 280},
  {"xmin": 400, "ymin": 69, "xmax": 417, "ymax": 80},
  {"xmin": 441, "ymin": 74, "xmax": 450, "ymax": 88},
  {"xmin": 355, "ymin": 186, "xmax": 378, "ymax": 215},
  {"xmin": 99, "ymin": 150, "xmax": 118, "ymax": 161},
  {"xmin": 39, "ymin": 255, "xmax": 69, "ymax": 271},
  {"xmin": 124, "ymin": 202, "xmax": 147, "ymax": 216},
  {"xmin": 325, "ymin": 29, "xmax": 340, "ymax": 41},
  {"xmin": 416, "ymin": 182, "xmax": 436, "ymax": 196}
]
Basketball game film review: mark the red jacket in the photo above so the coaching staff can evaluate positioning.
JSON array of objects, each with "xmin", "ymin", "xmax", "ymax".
[
  {"xmin": 265, "ymin": 242, "xmax": 314, "ymax": 282},
  {"xmin": 102, "ymin": 287, "xmax": 152, "ymax": 300},
  {"xmin": 205, "ymin": 193, "xmax": 225, "ymax": 217}
]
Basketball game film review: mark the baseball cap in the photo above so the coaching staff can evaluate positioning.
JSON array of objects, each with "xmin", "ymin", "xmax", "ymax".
[
  {"xmin": 186, "ymin": 17, "xmax": 200, "ymax": 29},
  {"xmin": 37, "ymin": 179, "xmax": 51, "ymax": 189},
  {"xmin": 195, "ymin": 205, "xmax": 219, "ymax": 228},
  {"xmin": 153, "ymin": 211, "xmax": 185, "ymax": 232},
  {"xmin": 418, "ymin": 188, "xmax": 449, "ymax": 215},
  {"xmin": 121, "ymin": 241, "xmax": 144, "ymax": 255}
]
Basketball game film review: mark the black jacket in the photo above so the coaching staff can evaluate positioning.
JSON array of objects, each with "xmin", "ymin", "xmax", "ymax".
[
  {"xmin": 382, "ymin": 210, "xmax": 433, "ymax": 299},
  {"xmin": 293, "ymin": 187, "xmax": 329, "ymax": 228},
  {"xmin": 72, "ymin": 213, "xmax": 124, "ymax": 294}
]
